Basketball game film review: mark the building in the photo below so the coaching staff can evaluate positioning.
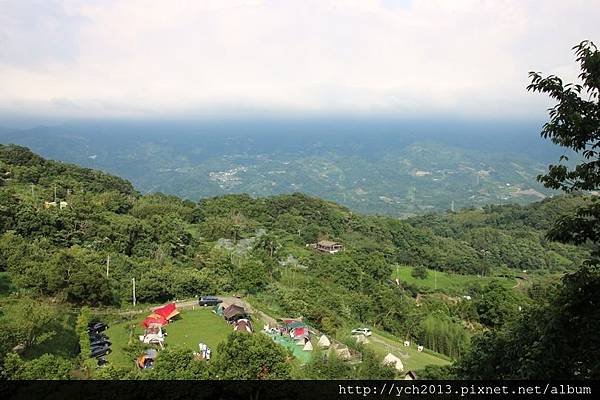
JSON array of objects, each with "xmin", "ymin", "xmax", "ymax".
[{"xmin": 315, "ymin": 240, "xmax": 343, "ymax": 254}]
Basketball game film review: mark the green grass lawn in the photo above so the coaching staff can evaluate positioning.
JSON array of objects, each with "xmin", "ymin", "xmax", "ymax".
[
  {"xmin": 391, "ymin": 265, "xmax": 515, "ymax": 294},
  {"xmin": 366, "ymin": 328, "xmax": 452, "ymax": 371},
  {"xmin": 105, "ymin": 308, "xmax": 232, "ymax": 369}
]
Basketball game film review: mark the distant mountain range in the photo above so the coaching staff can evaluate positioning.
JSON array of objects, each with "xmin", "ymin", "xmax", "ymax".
[{"xmin": 0, "ymin": 118, "xmax": 571, "ymax": 216}]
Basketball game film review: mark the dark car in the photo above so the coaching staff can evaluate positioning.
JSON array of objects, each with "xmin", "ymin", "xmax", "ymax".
[
  {"xmin": 88, "ymin": 322, "xmax": 108, "ymax": 333},
  {"xmin": 89, "ymin": 333, "xmax": 108, "ymax": 342},
  {"xmin": 90, "ymin": 339, "xmax": 111, "ymax": 347},
  {"xmin": 90, "ymin": 342, "xmax": 110, "ymax": 351},
  {"xmin": 90, "ymin": 346, "xmax": 111, "ymax": 358},
  {"xmin": 198, "ymin": 296, "xmax": 222, "ymax": 306}
]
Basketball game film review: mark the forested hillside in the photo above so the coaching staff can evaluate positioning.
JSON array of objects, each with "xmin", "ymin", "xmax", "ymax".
[
  {"xmin": 0, "ymin": 119, "xmax": 567, "ymax": 217},
  {"xmin": 0, "ymin": 144, "xmax": 590, "ymax": 379}
]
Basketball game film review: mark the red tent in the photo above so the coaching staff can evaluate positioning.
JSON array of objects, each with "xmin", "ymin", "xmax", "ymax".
[
  {"xmin": 153, "ymin": 303, "xmax": 180, "ymax": 321},
  {"xmin": 292, "ymin": 327, "xmax": 307, "ymax": 337},
  {"xmin": 142, "ymin": 314, "xmax": 167, "ymax": 328}
]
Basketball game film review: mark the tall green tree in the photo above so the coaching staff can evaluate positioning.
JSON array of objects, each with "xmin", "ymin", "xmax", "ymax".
[
  {"xmin": 211, "ymin": 332, "xmax": 291, "ymax": 379},
  {"xmin": 459, "ymin": 40, "xmax": 600, "ymax": 380}
]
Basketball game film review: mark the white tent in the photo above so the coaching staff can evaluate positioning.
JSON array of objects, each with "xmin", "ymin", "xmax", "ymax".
[
  {"xmin": 335, "ymin": 346, "xmax": 352, "ymax": 361},
  {"xmin": 383, "ymin": 353, "xmax": 404, "ymax": 371},
  {"xmin": 355, "ymin": 335, "xmax": 369, "ymax": 344},
  {"xmin": 303, "ymin": 341, "xmax": 313, "ymax": 351},
  {"xmin": 317, "ymin": 335, "xmax": 331, "ymax": 349}
]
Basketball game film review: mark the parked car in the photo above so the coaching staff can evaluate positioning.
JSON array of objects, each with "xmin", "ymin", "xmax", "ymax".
[
  {"xmin": 88, "ymin": 322, "xmax": 108, "ymax": 333},
  {"xmin": 89, "ymin": 333, "xmax": 108, "ymax": 342},
  {"xmin": 90, "ymin": 346, "xmax": 111, "ymax": 358},
  {"xmin": 198, "ymin": 296, "xmax": 222, "ymax": 306},
  {"xmin": 351, "ymin": 328, "xmax": 372, "ymax": 337},
  {"xmin": 90, "ymin": 343, "xmax": 110, "ymax": 352},
  {"xmin": 90, "ymin": 339, "xmax": 111, "ymax": 348}
]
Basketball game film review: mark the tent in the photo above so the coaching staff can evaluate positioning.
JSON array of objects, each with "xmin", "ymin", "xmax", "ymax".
[
  {"xmin": 302, "ymin": 341, "xmax": 313, "ymax": 351},
  {"xmin": 291, "ymin": 327, "xmax": 307, "ymax": 338},
  {"xmin": 287, "ymin": 321, "xmax": 306, "ymax": 330},
  {"xmin": 335, "ymin": 347, "xmax": 352, "ymax": 361},
  {"xmin": 153, "ymin": 303, "xmax": 180, "ymax": 321},
  {"xmin": 355, "ymin": 335, "xmax": 369, "ymax": 344},
  {"xmin": 137, "ymin": 349, "xmax": 158, "ymax": 369},
  {"xmin": 234, "ymin": 319, "xmax": 253, "ymax": 333},
  {"xmin": 383, "ymin": 353, "xmax": 404, "ymax": 372},
  {"xmin": 214, "ymin": 303, "xmax": 224, "ymax": 316},
  {"xmin": 223, "ymin": 304, "xmax": 247, "ymax": 321},
  {"xmin": 142, "ymin": 314, "xmax": 167, "ymax": 328},
  {"xmin": 317, "ymin": 335, "xmax": 331, "ymax": 349}
]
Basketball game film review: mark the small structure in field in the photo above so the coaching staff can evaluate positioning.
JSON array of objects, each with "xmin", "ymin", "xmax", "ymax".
[
  {"xmin": 307, "ymin": 240, "xmax": 343, "ymax": 254},
  {"xmin": 317, "ymin": 335, "xmax": 331, "ymax": 349},
  {"xmin": 404, "ymin": 371, "xmax": 418, "ymax": 380}
]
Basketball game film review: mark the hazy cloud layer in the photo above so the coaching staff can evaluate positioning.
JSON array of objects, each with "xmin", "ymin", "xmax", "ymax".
[{"xmin": 0, "ymin": 0, "xmax": 599, "ymax": 119}]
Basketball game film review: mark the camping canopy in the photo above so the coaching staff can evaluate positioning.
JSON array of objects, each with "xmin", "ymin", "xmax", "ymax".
[
  {"xmin": 142, "ymin": 314, "xmax": 167, "ymax": 328},
  {"xmin": 153, "ymin": 303, "xmax": 179, "ymax": 320},
  {"xmin": 383, "ymin": 353, "xmax": 404, "ymax": 371}
]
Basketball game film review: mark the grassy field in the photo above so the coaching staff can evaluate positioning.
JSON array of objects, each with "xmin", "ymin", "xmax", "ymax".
[
  {"xmin": 366, "ymin": 328, "xmax": 452, "ymax": 371},
  {"xmin": 391, "ymin": 265, "xmax": 515, "ymax": 294},
  {"xmin": 105, "ymin": 308, "xmax": 232, "ymax": 369}
]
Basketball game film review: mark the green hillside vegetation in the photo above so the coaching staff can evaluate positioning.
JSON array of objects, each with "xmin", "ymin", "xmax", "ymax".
[{"xmin": 0, "ymin": 144, "xmax": 590, "ymax": 379}]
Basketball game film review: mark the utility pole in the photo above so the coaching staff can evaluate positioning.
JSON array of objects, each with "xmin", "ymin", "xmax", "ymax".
[
  {"xmin": 434, "ymin": 269, "xmax": 437, "ymax": 290},
  {"xmin": 106, "ymin": 255, "xmax": 110, "ymax": 277},
  {"xmin": 31, "ymin": 183, "xmax": 35, "ymax": 198},
  {"xmin": 451, "ymin": 200, "xmax": 455, "ymax": 212},
  {"xmin": 54, "ymin": 186, "xmax": 57, "ymax": 202},
  {"xmin": 132, "ymin": 278, "xmax": 136, "ymax": 307}
]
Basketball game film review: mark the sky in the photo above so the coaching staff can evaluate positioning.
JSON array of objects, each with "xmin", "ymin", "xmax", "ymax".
[{"xmin": 0, "ymin": 0, "xmax": 599, "ymax": 122}]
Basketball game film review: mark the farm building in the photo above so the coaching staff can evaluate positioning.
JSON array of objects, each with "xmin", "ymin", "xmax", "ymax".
[{"xmin": 316, "ymin": 240, "xmax": 343, "ymax": 254}]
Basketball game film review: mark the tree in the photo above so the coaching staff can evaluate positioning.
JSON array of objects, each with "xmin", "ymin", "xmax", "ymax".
[
  {"xmin": 0, "ymin": 297, "xmax": 57, "ymax": 355},
  {"xmin": 2, "ymin": 353, "xmax": 73, "ymax": 380},
  {"xmin": 527, "ymin": 40, "xmax": 600, "ymax": 260},
  {"xmin": 474, "ymin": 281, "xmax": 519, "ymax": 328},
  {"xmin": 147, "ymin": 347, "xmax": 210, "ymax": 379},
  {"xmin": 459, "ymin": 40, "xmax": 600, "ymax": 380},
  {"xmin": 211, "ymin": 332, "xmax": 291, "ymax": 379}
]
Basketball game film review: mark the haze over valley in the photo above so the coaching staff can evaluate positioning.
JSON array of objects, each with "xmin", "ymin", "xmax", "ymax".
[{"xmin": 0, "ymin": 118, "xmax": 568, "ymax": 216}]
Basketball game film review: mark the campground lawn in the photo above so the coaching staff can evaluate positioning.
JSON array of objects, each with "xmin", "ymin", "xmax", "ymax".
[
  {"xmin": 104, "ymin": 308, "xmax": 232, "ymax": 369},
  {"xmin": 365, "ymin": 329, "xmax": 452, "ymax": 371},
  {"xmin": 391, "ymin": 265, "xmax": 515, "ymax": 294}
]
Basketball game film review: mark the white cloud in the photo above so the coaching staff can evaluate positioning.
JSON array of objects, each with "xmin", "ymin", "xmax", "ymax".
[{"xmin": 0, "ymin": 0, "xmax": 598, "ymax": 119}]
